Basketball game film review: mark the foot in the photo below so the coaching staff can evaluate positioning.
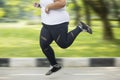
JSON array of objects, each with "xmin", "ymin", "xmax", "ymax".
[
  {"xmin": 78, "ymin": 22, "xmax": 92, "ymax": 34},
  {"xmin": 45, "ymin": 64, "xmax": 62, "ymax": 75}
]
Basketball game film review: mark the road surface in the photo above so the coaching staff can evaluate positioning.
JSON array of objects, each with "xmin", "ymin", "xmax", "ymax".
[{"xmin": 0, "ymin": 67, "xmax": 120, "ymax": 80}]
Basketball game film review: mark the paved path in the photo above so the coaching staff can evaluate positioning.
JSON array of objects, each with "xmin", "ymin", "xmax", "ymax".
[{"xmin": 0, "ymin": 67, "xmax": 120, "ymax": 80}]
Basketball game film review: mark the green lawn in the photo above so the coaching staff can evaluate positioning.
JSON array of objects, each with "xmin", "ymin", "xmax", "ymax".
[{"xmin": 0, "ymin": 21, "xmax": 120, "ymax": 57}]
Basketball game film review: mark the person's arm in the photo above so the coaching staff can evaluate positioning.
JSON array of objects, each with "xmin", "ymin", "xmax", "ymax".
[{"xmin": 45, "ymin": 0, "xmax": 66, "ymax": 14}]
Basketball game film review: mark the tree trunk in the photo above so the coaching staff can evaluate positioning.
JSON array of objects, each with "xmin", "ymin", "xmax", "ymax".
[
  {"xmin": 84, "ymin": 3, "xmax": 91, "ymax": 26},
  {"xmin": 111, "ymin": 0, "xmax": 120, "ymax": 27},
  {"xmin": 101, "ymin": 17, "xmax": 114, "ymax": 40},
  {"xmin": 71, "ymin": 0, "xmax": 81, "ymax": 25}
]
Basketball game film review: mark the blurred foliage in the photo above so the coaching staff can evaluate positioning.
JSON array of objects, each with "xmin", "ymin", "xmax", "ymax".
[
  {"xmin": 0, "ymin": 8, "xmax": 5, "ymax": 17},
  {"xmin": 0, "ymin": 0, "xmax": 41, "ymax": 19},
  {"xmin": 0, "ymin": 0, "xmax": 120, "ymax": 40},
  {"xmin": 0, "ymin": 0, "xmax": 119, "ymax": 20},
  {"xmin": 0, "ymin": 21, "xmax": 120, "ymax": 57},
  {"xmin": 0, "ymin": 0, "xmax": 120, "ymax": 57}
]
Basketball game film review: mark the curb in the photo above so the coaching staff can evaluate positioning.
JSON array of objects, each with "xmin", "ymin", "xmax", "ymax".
[{"xmin": 0, "ymin": 58, "xmax": 119, "ymax": 67}]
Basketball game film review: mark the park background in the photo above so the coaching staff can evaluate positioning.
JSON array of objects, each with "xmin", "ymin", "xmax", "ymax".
[{"xmin": 0, "ymin": 0, "xmax": 120, "ymax": 58}]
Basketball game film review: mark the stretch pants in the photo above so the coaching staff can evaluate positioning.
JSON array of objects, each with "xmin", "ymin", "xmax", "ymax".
[{"xmin": 40, "ymin": 22, "xmax": 82, "ymax": 66}]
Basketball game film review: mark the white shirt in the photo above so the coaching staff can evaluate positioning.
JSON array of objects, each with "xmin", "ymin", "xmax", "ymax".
[{"xmin": 40, "ymin": 0, "xmax": 70, "ymax": 25}]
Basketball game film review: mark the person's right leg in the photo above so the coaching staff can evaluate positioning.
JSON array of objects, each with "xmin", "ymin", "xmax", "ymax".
[
  {"xmin": 40, "ymin": 25, "xmax": 61, "ymax": 75},
  {"xmin": 40, "ymin": 26, "xmax": 57, "ymax": 66}
]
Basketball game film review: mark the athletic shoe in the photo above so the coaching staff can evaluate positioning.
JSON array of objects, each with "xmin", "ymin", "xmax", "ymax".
[
  {"xmin": 78, "ymin": 22, "xmax": 92, "ymax": 34},
  {"xmin": 45, "ymin": 64, "xmax": 62, "ymax": 75}
]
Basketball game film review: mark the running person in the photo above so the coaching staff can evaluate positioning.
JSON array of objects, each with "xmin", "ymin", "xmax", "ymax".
[{"xmin": 34, "ymin": 0, "xmax": 92, "ymax": 75}]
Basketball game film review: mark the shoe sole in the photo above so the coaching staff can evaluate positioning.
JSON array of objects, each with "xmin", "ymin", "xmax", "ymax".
[{"xmin": 46, "ymin": 67, "xmax": 62, "ymax": 75}]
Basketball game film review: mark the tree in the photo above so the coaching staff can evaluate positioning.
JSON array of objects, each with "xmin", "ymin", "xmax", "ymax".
[
  {"xmin": 0, "ymin": 0, "xmax": 4, "ymax": 7},
  {"xmin": 82, "ymin": 0, "xmax": 91, "ymax": 26},
  {"xmin": 71, "ymin": 0, "xmax": 81, "ymax": 25},
  {"xmin": 111, "ymin": 0, "xmax": 120, "ymax": 27},
  {"xmin": 84, "ymin": 0, "xmax": 114, "ymax": 40},
  {"xmin": 0, "ymin": 0, "xmax": 5, "ymax": 18}
]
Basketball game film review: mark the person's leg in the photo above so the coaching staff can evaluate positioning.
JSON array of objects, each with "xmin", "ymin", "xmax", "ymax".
[
  {"xmin": 50, "ymin": 22, "xmax": 82, "ymax": 48},
  {"xmin": 40, "ymin": 25, "xmax": 57, "ymax": 66},
  {"xmin": 40, "ymin": 25, "xmax": 62, "ymax": 75}
]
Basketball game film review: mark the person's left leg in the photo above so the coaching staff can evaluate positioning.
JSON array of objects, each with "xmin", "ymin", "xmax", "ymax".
[{"xmin": 49, "ymin": 22, "xmax": 82, "ymax": 48}]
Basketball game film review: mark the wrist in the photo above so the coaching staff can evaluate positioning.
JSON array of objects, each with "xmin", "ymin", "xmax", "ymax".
[
  {"xmin": 38, "ymin": 4, "xmax": 40, "ymax": 7},
  {"xmin": 34, "ymin": 3, "xmax": 40, "ymax": 8}
]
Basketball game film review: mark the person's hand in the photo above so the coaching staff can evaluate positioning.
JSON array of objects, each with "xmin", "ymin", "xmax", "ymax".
[
  {"xmin": 34, "ymin": 2, "xmax": 40, "ymax": 8},
  {"xmin": 45, "ymin": 5, "xmax": 50, "ymax": 14}
]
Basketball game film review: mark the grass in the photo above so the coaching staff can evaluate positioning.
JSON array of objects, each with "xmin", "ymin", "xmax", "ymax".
[{"xmin": 0, "ymin": 21, "xmax": 120, "ymax": 58}]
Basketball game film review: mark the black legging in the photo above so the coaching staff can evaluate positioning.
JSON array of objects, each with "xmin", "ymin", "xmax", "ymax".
[{"xmin": 40, "ymin": 22, "xmax": 82, "ymax": 66}]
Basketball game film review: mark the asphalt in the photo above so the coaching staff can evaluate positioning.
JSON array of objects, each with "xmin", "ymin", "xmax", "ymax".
[{"xmin": 0, "ymin": 67, "xmax": 120, "ymax": 80}]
